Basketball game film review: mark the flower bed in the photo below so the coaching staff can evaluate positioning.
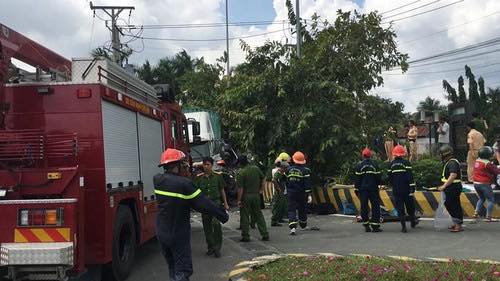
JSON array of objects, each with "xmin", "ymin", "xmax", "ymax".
[{"xmin": 243, "ymin": 256, "xmax": 500, "ymax": 281}]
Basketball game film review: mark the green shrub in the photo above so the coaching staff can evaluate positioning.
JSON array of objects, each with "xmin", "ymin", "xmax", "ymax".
[{"xmin": 412, "ymin": 158, "xmax": 443, "ymax": 188}]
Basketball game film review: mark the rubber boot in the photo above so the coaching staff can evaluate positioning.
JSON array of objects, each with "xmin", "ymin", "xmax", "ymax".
[
  {"xmin": 401, "ymin": 221, "xmax": 407, "ymax": 233},
  {"xmin": 371, "ymin": 225, "xmax": 382, "ymax": 233},
  {"xmin": 410, "ymin": 218, "xmax": 419, "ymax": 228},
  {"xmin": 363, "ymin": 224, "xmax": 371, "ymax": 233}
]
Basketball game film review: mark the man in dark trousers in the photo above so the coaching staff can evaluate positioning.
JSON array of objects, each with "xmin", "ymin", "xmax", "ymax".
[
  {"xmin": 236, "ymin": 155, "xmax": 269, "ymax": 242},
  {"xmin": 193, "ymin": 157, "xmax": 229, "ymax": 258},
  {"xmin": 355, "ymin": 148, "xmax": 382, "ymax": 233},
  {"xmin": 388, "ymin": 145, "xmax": 418, "ymax": 233},
  {"xmin": 438, "ymin": 145, "xmax": 464, "ymax": 232},
  {"xmin": 154, "ymin": 149, "xmax": 229, "ymax": 281},
  {"xmin": 286, "ymin": 151, "xmax": 312, "ymax": 235}
]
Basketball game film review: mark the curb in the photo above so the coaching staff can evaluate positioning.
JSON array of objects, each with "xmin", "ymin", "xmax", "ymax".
[
  {"xmin": 312, "ymin": 185, "xmax": 500, "ymax": 218},
  {"xmin": 227, "ymin": 253, "xmax": 500, "ymax": 281}
]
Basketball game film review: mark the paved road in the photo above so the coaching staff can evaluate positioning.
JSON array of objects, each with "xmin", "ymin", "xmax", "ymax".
[
  {"xmin": 2, "ymin": 209, "xmax": 499, "ymax": 281},
  {"xmin": 127, "ymin": 209, "xmax": 500, "ymax": 281}
]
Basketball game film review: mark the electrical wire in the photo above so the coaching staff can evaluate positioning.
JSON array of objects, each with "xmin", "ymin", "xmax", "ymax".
[
  {"xmin": 386, "ymin": 61, "xmax": 500, "ymax": 75},
  {"xmin": 382, "ymin": 0, "xmax": 465, "ymax": 23},
  {"xmin": 379, "ymin": 0, "xmax": 424, "ymax": 15},
  {"xmin": 400, "ymin": 10, "xmax": 500, "ymax": 45},
  {"xmin": 383, "ymin": 0, "xmax": 441, "ymax": 20},
  {"xmin": 121, "ymin": 20, "xmax": 290, "ymax": 29},
  {"xmin": 123, "ymin": 29, "xmax": 286, "ymax": 42}
]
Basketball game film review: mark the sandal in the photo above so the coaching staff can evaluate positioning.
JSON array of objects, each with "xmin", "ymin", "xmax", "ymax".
[{"xmin": 449, "ymin": 225, "xmax": 463, "ymax": 232}]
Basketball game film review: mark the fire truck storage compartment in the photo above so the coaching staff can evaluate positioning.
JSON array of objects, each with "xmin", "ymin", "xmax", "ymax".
[
  {"xmin": 101, "ymin": 101, "xmax": 140, "ymax": 188},
  {"xmin": 101, "ymin": 100, "xmax": 164, "ymax": 197},
  {"xmin": 137, "ymin": 114, "xmax": 164, "ymax": 200}
]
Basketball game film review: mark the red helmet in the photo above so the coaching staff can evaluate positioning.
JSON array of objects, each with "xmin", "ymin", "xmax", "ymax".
[
  {"xmin": 159, "ymin": 148, "xmax": 186, "ymax": 167},
  {"xmin": 362, "ymin": 148, "xmax": 372, "ymax": 158},
  {"xmin": 392, "ymin": 145, "xmax": 406, "ymax": 157},
  {"xmin": 292, "ymin": 151, "xmax": 306, "ymax": 164}
]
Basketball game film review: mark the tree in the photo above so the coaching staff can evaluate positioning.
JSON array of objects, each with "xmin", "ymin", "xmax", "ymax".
[
  {"xmin": 417, "ymin": 96, "xmax": 446, "ymax": 113},
  {"xmin": 137, "ymin": 50, "xmax": 196, "ymax": 98},
  {"xmin": 442, "ymin": 80, "xmax": 458, "ymax": 103},
  {"xmin": 465, "ymin": 65, "xmax": 480, "ymax": 107},
  {"xmin": 217, "ymin": 9, "xmax": 408, "ymax": 176},
  {"xmin": 90, "ymin": 46, "xmax": 132, "ymax": 66},
  {"xmin": 458, "ymin": 76, "xmax": 466, "ymax": 102}
]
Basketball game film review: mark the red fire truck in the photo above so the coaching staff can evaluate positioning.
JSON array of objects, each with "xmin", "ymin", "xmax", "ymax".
[{"xmin": 0, "ymin": 23, "xmax": 198, "ymax": 281}]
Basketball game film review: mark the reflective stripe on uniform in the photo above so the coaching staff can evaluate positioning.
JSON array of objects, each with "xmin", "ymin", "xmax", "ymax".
[
  {"xmin": 154, "ymin": 188, "xmax": 202, "ymax": 199},
  {"xmin": 356, "ymin": 171, "xmax": 381, "ymax": 175},
  {"xmin": 390, "ymin": 169, "xmax": 407, "ymax": 173},
  {"xmin": 441, "ymin": 158, "xmax": 462, "ymax": 183}
]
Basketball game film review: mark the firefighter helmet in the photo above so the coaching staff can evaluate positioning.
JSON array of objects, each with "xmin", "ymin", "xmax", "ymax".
[
  {"xmin": 392, "ymin": 145, "xmax": 406, "ymax": 157},
  {"xmin": 292, "ymin": 151, "xmax": 306, "ymax": 164},
  {"xmin": 362, "ymin": 148, "xmax": 372, "ymax": 158},
  {"xmin": 439, "ymin": 145, "xmax": 454, "ymax": 159},
  {"xmin": 159, "ymin": 148, "xmax": 186, "ymax": 167},
  {"xmin": 278, "ymin": 152, "xmax": 291, "ymax": 162},
  {"xmin": 478, "ymin": 146, "xmax": 494, "ymax": 160}
]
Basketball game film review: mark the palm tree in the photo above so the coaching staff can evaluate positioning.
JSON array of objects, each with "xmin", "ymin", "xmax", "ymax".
[{"xmin": 417, "ymin": 96, "xmax": 446, "ymax": 112}]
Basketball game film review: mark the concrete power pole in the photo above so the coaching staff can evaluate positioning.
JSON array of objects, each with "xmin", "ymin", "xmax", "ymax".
[
  {"xmin": 90, "ymin": 1, "xmax": 134, "ymax": 65},
  {"xmin": 225, "ymin": 0, "xmax": 230, "ymax": 76},
  {"xmin": 296, "ymin": 0, "xmax": 301, "ymax": 58}
]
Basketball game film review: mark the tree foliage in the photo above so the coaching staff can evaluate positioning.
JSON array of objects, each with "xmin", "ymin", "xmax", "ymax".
[
  {"xmin": 417, "ymin": 96, "xmax": 446, "ymax": 113},
  {"xmin": 135, "ymin": 9, "xmax": 409, "ymax": 177},
  {"xmin": 215, "ymin": 10, "xmax": 408, "ymax": 175}
]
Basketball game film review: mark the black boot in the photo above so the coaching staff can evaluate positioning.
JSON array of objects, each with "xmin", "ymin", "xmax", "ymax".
[
  {"xmin": 371, "ymin": 225, "xmax": 383, "ymax": 233},
  {"xmin": 410, "ymin": 218, "xmax": 419, "ymax": 228},
  {"xmin": 401, "ymin": 221, "xmax": 407, "ymax": 233},
  {"xmin": 363, "ymin": 224, "xmax": 371, "ymax": 233}
]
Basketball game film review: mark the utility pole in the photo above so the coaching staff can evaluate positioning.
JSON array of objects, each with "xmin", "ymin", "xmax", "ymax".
[
  {"xmin": 89, "ymin": 1, "xmax": 134, "ymax": 65},
  {"xmin": 225, "ymin": 0, "xmax": 230, "ymax": 76},
  {"xmin": 296, "ymin": 0, "xmax": 301, "ymax": 58}
]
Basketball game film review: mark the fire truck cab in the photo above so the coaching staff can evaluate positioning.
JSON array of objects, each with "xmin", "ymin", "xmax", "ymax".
[{"xmin": 0, "ymin": 23, "xmax": 197, "ymax": 281}]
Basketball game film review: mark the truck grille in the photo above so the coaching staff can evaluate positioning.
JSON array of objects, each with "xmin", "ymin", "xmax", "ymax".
[{"xmin": 0, "ymin": 130, "xmax": 77, "ymax": 161}]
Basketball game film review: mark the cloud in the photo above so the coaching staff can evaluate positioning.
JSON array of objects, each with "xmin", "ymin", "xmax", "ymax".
[{"xmin": 2, "ymin": 0, "xmax": 499, "ymax": 112}]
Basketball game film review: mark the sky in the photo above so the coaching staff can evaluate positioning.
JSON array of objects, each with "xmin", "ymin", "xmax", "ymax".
[{"xmin": 1, "ymin": 0, "xmax": 500, "ymax": 112}]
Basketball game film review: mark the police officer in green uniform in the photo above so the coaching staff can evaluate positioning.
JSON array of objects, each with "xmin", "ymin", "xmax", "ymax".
[
  {"xmin": 236, "ymin": 155, "xmax": 269, "ymax": 242},
  {"xmin": 193, "ymin": 157, "xmax": 229, "ymax": 258}
]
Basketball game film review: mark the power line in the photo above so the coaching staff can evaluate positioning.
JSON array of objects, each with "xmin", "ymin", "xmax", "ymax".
[
  {"xmin": 386, "ymin": 61, "xmax": 500, "ymax": 75},
  {"xmin": 382, "ymin": 0, "xmax": 464, "ymax": 23},
  {"xmin": 383, "ymin": 0, "xmax": 441, "ymax": 20},
  {"xmin": 120, "ymin": 20, "xmax": 289, "ymax": 29},
  {"xmin": 400, "ymin": 10, "xmax": 500, "ymax": 45},
  {"xmin": 408, "ymin": 36, "xmax": 500, "ymax": 64},
  {"xmin": 123, "ymin": 29, "xmax": 286, "ymax": 42},
  {"xmin": 379, "ymin": 0, "xmax": 424, "ymax": 15}
]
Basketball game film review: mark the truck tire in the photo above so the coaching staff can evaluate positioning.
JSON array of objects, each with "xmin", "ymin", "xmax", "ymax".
[{"xmin": 104, "ymin": 206, "xmax": 137, "ymax": 281}]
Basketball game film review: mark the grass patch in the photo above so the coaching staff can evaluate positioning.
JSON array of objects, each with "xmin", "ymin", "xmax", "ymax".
[{"xmin": 244, "ymin": 256, "xmax": 500, "ymax": 281}]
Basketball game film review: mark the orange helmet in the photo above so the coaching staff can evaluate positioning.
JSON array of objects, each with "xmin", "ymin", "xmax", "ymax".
[
  {"xmin": 362, "ymin": 148, "xmax": 372, "ymax": 158},
  {"xmin": 216, "ymin": 159, "xmax": 226, "ymax": 166},
  {"xmin": 159, "ymin": 148, "xmax": 186, "ymax": 167},
  {"xmin": 292, "ymin": 151, "xmax": 306, "ymax": 164},
  {"xmin": 392, "ymin": 145, "xmax": 406, "ymax": 157}
]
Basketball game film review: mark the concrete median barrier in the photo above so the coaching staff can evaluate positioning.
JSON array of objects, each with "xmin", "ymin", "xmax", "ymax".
[{"xmin": 311, "ymin": 184, "xmax": 500, "ymax": 218}]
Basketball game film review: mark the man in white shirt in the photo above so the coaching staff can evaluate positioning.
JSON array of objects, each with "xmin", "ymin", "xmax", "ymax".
[{"xmin": 437, "ymin": 117, "xmax": 450, "ymax": 147}]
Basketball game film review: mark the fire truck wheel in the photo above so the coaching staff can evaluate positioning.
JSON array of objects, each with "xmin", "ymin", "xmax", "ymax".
[{"xmin": 105, "ymin": 206, "xmax": 137, "ymax": 281}]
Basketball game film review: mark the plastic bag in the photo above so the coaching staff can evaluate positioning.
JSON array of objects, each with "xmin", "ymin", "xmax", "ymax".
[{"xmin": 434, "ymin": 192, "xmax": 453, "ymax": 231}]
